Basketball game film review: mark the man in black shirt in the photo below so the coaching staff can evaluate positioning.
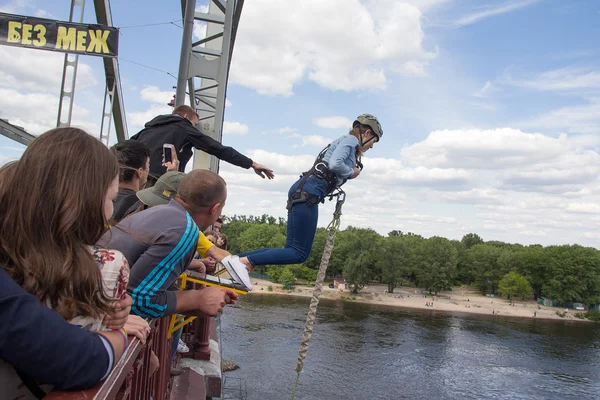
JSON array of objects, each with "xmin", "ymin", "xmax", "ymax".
[{"xmin": 130, "ymin": 105, "xmax": 274, "ymax": 180}]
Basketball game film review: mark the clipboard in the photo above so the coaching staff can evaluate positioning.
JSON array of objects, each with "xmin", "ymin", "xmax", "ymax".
[{"xmin": 185, "ymin": 271, "xmax": 249, "ymax": 295}]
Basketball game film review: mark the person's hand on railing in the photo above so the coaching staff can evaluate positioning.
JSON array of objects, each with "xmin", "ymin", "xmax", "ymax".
[
  {"xmin": 195, "ymin": 287, "xmax": 239, "ymax": 316},
  {"xmin": 123, "ymin": 315, "xmax": 151, "ymax": 345},
  {"xmin": 103, "ymin": 294, "xmax": 133, "ymax": 330},
  {"xmin": 149, "ymin": 351, "xmax": 160, "ymax": 376},
  {"xmin": 188, "ymin": 259, "xmax": 206, "ymax": 276}
]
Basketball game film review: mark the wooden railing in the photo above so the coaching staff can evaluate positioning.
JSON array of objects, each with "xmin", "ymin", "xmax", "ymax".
[
  {"xmin": 44, "ymin": 272, "xmax": 224, "ymax": 400},
  {"xmin": 45, "ymin": 317, "xmax": 175, "ymax": 400}
]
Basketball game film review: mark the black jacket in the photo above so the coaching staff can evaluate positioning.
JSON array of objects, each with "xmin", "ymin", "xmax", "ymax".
[
  {"xmin": 0, "ymin": 268, "xmax": 112, "ymax": 391},
  {"xmin": 130, "ymin": 114, "xmax": 253, "ymax": 176}
]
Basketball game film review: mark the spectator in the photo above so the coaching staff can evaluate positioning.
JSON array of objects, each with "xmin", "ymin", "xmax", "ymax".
[
  {"xmin": 213, "ymin": 217, "xmax": 223, "ymax": 234},
  {"xmin": 217, "ymin": 233, "xmax": 228, "ymax": 250},
  {"xmin": 135, "ymin": 172, "xmax": 236, "ymax": 274},
  {"xmin": 0, "ymin": 268, "xmax": 133, "ymax": 398},
  {"xmin": 130, "ymin": 105, "xmax": 274, "ymax": 180},
  {"xmin": 100, "ymin": 169, "xmax": 240, "ymax": 320},
  {"xmin": 0, "ymin": 128, "xmax": 151, "ymax": 397},
  {"xmin": 111, "ymin": 141, "xmax": 179, "ymax": 222},
  {"xmin": 204, "ymin": 230, "xmax": 218, "ymax": 245},
  {"xmin": 110, "ymin": 140, "xmax": 150, "ymax": 222}
]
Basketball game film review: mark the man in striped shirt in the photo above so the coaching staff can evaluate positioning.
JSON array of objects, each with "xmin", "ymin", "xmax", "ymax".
[{"xmin": 100, "ymin": 169, "xmax": 238, "ymax": 318}]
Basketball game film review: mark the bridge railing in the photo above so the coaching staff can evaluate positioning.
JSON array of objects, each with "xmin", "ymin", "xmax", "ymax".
[{"xmin": 45, "ymin": 316, "xmax": 174, "ymax": 400}]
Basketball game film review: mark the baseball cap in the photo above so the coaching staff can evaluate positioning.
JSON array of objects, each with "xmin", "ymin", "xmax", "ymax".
[{"xmin": 136, "ymin": 171, "xmax": 186, "ymax": 206}]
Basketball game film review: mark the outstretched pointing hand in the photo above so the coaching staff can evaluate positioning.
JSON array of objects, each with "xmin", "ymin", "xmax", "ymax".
[{"xmin": 251, "ymin": 162, "xmax": 275, "ymax": 180}]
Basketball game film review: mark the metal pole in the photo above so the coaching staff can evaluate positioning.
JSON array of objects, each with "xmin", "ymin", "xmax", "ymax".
[
  {"xmin": 56, "ymin": 0, "xmax": 85, "ymax": 127},
  {"xmin": 176, "ymin": 0, "xmax": 197, "ymax": 107}
]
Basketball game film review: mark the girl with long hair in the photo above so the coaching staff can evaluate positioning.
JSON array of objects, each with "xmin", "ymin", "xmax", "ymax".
[{"xmin": 0, "ymin": 127, "xmax": 149, "ymax": 333}]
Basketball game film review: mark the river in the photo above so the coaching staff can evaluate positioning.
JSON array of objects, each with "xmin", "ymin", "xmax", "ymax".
[{"xmin": 219, "ymin": 294, "xmax": 600, "ymax": 400}]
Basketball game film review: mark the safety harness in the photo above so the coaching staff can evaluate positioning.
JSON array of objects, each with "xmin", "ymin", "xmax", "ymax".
[{"xmin": 286, "ymin": 143, "xmax": 362, "ymax": 211}]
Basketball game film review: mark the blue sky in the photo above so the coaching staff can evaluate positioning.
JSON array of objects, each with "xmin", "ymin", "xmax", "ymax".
[{"xmin": 1, "ymin": 0, "xmax": 600, "ymax": 247}]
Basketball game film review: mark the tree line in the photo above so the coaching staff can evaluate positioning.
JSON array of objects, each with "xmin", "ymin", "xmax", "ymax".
[{"xmin": 222, "ymin": 215, "xmax": 600, "ymax": 306}]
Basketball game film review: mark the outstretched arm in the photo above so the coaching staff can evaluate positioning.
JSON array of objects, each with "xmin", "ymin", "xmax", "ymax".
[{"xmin": 186, "ymin": 127, "xmax": 275, "ymax": 178}]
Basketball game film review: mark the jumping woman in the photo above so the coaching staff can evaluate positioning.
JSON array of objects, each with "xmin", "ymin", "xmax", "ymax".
[{"xmin": 238, "ymin": 114, "xmax": 383, "ymax": 270}]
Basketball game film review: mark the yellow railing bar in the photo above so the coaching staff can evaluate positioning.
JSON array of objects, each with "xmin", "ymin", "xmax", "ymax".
[{"xmin": 167, "ymin": 272, "xmax": 249, "ymax": 337}]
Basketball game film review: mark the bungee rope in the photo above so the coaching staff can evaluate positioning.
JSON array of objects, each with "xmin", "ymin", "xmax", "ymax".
[{"xmin": 291, "ymin": 188, "xmax": 346, "ymax": 400}]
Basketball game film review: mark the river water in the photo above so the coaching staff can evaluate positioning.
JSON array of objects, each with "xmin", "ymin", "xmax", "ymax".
[{"xmin": 220, "ymin": 294, "xmax": 600, "ymax": 400}]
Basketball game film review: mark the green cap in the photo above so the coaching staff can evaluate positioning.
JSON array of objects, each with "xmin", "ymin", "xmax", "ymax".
[{"xmin": 136, "ymin": 171, "xmax": 186, "ymax": 206}]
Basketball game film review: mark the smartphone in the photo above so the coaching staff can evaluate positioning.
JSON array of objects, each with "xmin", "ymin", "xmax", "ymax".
[{"xmin": 163, "ymin": 143, "xmax": 173, "ymax": 163}]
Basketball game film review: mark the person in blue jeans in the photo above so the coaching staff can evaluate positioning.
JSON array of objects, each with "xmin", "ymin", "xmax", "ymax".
[{"xmin": 239, "ymin": 114, "xmax": 383, "ymax": 270}]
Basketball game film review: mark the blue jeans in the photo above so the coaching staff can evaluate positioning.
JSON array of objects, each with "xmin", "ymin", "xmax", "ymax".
[{"xmin": 240, "ymin": 176, "xmax": 328, "ymax": 267}]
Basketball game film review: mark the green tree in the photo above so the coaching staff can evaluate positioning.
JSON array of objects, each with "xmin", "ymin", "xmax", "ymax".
[
  {"xmin": 498, "ymin": 272, "xmax": 533, "ymax": 299},
  {"xmin": 417, "ymin": 236, "xmax": 458, "ymax": 294},
  {"xmin": 336, "ymin": 227, "xmax": 381, "ymax": 293},
  {"xmin": 305, "ymin": 229, "xmax": 328, "ymax": 270},
  {"xmin": 377, "ymin": 236, "xmax": 411, "ymax": 293},
  {"xmin": 512, "ymin": 246, "xmax": 549, "ymax": 298},
  {"xmin": 279, "ymin": 268, "xmax": 296, "ymax": 289},
  {"xmin": 461, "ymin": 233, "xmax": 483, "ymax": 250},
  {"xmin": 462, "ymin": 244, "xmax": 505, "ymax": 295},
  {"xmin": 542, "ymin": 245, "xmax": 600, "ymax": 304}
]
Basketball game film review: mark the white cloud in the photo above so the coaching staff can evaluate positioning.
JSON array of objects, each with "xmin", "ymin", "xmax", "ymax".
[
  {"xmin": 453, "ymin": 0, "xmax": 539, "ymax": 27},
  {"xmin": 275, "ymin": 127, "xmax": 297, "ymax": 134},
  {"xmin": 402, "ymin": 128, "xmax": 566, "ymax": 169},
  {"xmin": 128, "ymin": 104, "xmax": 172, "ymax": 134},
  {"xmin": 0, "ymin": 88, "xmax": 96, "ymax": 136},
  {"xmin": 140, "ymin": 86, "xmax": 174, "ymax": 104},
  {"xmin": 523, "ymin": 99, "xmax": 600, "ymax": 134},
  {"xmin": 314, "ymin": 116, "xmax": 353, "ymax": 129},
  {"xmin": 566, "ymin": 203, "xmax": 600, "ymax": 214},
  {"xmin": 0, "ymin": 46, "xmax": 97, "ymax": 93},
  {"xmin": 393, "ymin": 60, "xmax": 430, "ymax": 77},
  {"xmin": 225, "ymin": 99, "xmax": 232, "ymax": 107},
  {"xmin": 223, "ymin": 121, "xmax": 249, "ymax": 135},
  {"xmin": 230, "ymin": 0, "xmax": 436, "ymax": 96},
  {"xmin": 297, "ymin": 135, "xmax": 331, "ymax": 148},
  {"xmin": 504, "ymin": 66, "xmax": 600, "ymax": 91},
  {"xmin": 402, "ymin": 128, "xmax": 600, "ymax": 194},
  {"xmin": 473, "ymin": 81, "xmax": 495, "ymax": 98},
  {"xmin": 193, "ymin": 5, "xmax": 209, "ymax": 41}
]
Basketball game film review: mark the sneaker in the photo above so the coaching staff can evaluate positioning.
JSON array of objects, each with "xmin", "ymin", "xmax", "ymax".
[
  {"xmin": 177, "ymin": 339, "xmax": 189, "ymax": 354},
  {"xmin": 221, "ymin": 255, "xmax": 253, "ymax": 291}
]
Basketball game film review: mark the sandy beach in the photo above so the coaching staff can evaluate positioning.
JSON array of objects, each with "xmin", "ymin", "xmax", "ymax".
[{"xmin": 244, "ymin": 278, "xmax": 591, "ymax": 323}]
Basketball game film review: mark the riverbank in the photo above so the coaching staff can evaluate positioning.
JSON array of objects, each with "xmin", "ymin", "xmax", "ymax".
[{"xmin": 244, "ymin": 278, "xmax": 591, "ymax": 323}]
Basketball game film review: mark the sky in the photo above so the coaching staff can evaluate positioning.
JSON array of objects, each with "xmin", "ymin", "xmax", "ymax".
[{"xmin": 1, "ymin": 0, "xmax": 600, "ymax": 247}]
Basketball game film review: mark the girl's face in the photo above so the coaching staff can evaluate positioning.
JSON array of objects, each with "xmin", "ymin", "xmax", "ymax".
[
  {"xmin": 360, "ymin": 130, "xmax": 377, "ymax": 153},
  {"xmin": 217, "ymin": 237, "xmax": 225, "ymax": 247},
  {"xmin": 104, "ymin": 175, "xmax": 119, "ymax": 221},
  {"xmin": 207, "ymin": 234, "xmax": 217, "ymax": 245}
]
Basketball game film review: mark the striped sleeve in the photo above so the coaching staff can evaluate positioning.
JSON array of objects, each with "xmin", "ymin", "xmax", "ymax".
[{"xmin": 129, "ymin": 214, "xmax": 199, "ymax": 318}]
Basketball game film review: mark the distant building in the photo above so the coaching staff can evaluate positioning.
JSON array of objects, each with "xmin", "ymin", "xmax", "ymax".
[{"xmin": 333, "ymin": 277, "xmax": 346, "ymax": 290}]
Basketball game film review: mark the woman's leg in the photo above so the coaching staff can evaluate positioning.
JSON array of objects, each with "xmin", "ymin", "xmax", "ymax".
[{"xmin": 241, "ymin": 201, "xmax": 319, "ymax": 267}]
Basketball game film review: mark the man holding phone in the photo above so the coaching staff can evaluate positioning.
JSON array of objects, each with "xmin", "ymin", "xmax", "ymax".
[{"xmin": 131, "ymin": 105, "xmax": 274, "ymax": 181}]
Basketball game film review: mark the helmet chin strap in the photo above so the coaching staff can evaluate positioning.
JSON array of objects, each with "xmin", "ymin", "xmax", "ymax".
[{"xmin": 358, "ymin": 127, "xmax": 376, "ymax": 148}]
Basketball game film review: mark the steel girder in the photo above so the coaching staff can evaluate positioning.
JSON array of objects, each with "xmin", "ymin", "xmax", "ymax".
[{"xmin": 176, "ymin": 0, "xmax": 244, "ymax": 172}]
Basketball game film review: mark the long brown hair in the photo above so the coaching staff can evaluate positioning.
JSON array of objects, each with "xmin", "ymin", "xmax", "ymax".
[{"xmin": 0, "ymin": 127, "xmax": 119, "ymax": 320}]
